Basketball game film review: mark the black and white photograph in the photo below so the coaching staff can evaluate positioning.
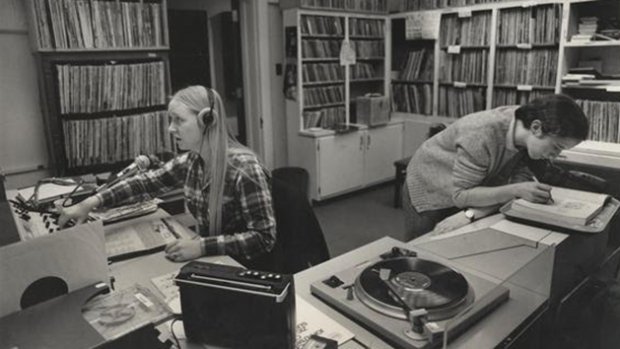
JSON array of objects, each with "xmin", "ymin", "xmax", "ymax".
[{"xmin": 1, "ymin": 0, "xmax": 620, "ymax": 348}]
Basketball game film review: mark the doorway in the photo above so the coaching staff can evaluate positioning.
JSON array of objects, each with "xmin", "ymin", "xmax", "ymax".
[{"xmin": 167, "ymin": 1, "xmax": 246, "ymax": 144}]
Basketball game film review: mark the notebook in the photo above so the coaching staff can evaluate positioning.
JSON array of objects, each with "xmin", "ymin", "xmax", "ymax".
[
  {"xmin": 508, "ymin": 187, "xmax": 610, "ymax": 226},
  {"xmin": 105, "ymin": 218, "xmax": 188, "ymax": 262}
]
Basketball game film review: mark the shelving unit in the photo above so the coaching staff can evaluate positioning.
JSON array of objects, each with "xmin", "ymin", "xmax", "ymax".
[
  {"xmin": 283, "ymin": 8, "xmax": 403, "ymax": 200},
  {"xmin": 25, "ymin": 0, "xmax": 173, "ymax": 176},
  {"xmin": 558, "ymin": 0, "xmax": 620, "ymax": 168},
  {"xmin": 389, "ymin": 0, "xmax": 620, "ymax": 169}
]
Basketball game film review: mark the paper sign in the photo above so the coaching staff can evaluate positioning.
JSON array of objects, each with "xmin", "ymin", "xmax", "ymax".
[
  {"xmin": 606, "ymin": 86, "xmax": 620, "ymax": 92},
  {"xmin": 453, "ymin": 81, "xmax": 467, "ymax": 88},
  {"xmin": 405, "ymin": 11, "xmax": 441, "ymax": 40},
  {"xmin": 458, "ymin": 9, "xmax": 472, "ymax": 18},
  {"xmin": 339, "ymin": 40, "xmax": 356, "ymax": 66},
  {"xmin": 517, "ymin": 85, "xmax": 533, "ymax": 91},
  {"xmin": 448, "ymin": 45, "xmax": 461, "ymax": 54},
  {"xmin": 295, "ymin": 296, "xmax": 354, "ymax": 348},
  {"xmin": 516, "ymin": 43, "xmax": 533, "ymax": 50}
]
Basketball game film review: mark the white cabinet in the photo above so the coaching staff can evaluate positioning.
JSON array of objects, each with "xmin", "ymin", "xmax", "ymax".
[
  {"xmin": 364, "ymin": 124, "xmax": 403, "ymax": 185},
  {"xmin": 317, "ymin": 132, "xmax": 365, "ymax": 198},
  {"xmin": 298, "ymin": 123, "xmax": 402, "ymax": 201}
]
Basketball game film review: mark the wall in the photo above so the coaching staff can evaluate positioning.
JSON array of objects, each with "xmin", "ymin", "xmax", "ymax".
[
  {"xmin": 0, "ymin": 0, "xmax": 50, "ymax": 188},
  {"xmin": 268, "ymin": 2, "xmax": 288, "ymax": 168}
]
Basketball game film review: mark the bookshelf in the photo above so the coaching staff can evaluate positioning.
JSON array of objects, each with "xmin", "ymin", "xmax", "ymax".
[
  {"xmin": 280, "ymin": 0, "xmax": 388, "ymax": 14},
  {"xmin": 25, "ymin": 0, "xmax": 173, "ymax": 176},
  {"xmin": 283, "ymin": 8, "xmax": 403, "ymax": 200},
  {"xmin": 558, "ymin": 0, "xmax": 620, "ymax": 168},
  {"xmin": 390, "ymin": 0, "xmax": 620, "ymax": 170}
]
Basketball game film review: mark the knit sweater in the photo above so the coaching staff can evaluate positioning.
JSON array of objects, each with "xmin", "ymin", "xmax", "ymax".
[{"xmin": 406, "ymin": 106, "xmax": 532, "ymax": 212}]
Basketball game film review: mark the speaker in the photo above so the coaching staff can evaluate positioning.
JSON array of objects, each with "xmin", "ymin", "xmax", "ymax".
[{"xmin": 175, "ymin": 261, "xmax": 296, "ymax": 348}]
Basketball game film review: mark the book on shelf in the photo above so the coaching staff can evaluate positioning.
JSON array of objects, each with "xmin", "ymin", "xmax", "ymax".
[{"xmin": 509, "ymin": 187, "xmax": 610, "ymax": 226}]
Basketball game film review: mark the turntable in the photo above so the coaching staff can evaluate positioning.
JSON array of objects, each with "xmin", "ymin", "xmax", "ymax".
[{"xmin": 310, "ymin": 247, "xmax": 510, "ymax": 349}]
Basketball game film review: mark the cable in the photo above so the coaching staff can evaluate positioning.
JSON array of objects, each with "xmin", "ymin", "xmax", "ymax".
[{"xmin": 169, "ymin": 318, "xmax": 182, "ymax": 349}]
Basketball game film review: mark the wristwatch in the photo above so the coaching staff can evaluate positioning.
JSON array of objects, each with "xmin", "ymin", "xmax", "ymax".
[{"xmin": 464, "ymin": 209, "xmax": 476, "ymax": 222}]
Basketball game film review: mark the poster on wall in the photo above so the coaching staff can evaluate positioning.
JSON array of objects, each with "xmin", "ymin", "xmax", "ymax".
[
  {"xmin": 285, "ymin": 26, "xmax": 297, "ymax": 58},
  {"xmin": 406, "ymin": 11, "xmax": 441, "ymax": 40},
  {"xmin": 283, "ymin": 26, "xmax": 298, "ymax": 100}
]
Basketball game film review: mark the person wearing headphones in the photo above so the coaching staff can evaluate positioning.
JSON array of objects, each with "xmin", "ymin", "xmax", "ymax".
[
  {"xmin": 58, "ymin": 86, "xmax": 276, "ymax": 264},
  {"xmin": 403, "ymin": 94, "xmax": 589, "ymax": 239}
]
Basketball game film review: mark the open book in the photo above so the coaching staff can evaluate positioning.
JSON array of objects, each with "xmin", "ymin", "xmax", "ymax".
[{"xmin": 510, "ymin": 187, "xmax": 610, "ymax": 226}]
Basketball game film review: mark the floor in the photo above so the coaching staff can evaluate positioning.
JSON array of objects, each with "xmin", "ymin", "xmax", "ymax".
[{"xmin": 312, "ymin": 182, "xmax": 406, "ymax": 258}]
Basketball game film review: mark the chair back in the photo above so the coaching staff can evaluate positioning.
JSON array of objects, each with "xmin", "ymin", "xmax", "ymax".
[{"xmin": 246, "ymin": 168, "xmax": 329, "ymax": 274}]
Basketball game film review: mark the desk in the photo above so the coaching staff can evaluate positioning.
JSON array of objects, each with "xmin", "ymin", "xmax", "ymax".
[{"xmin": 295, "ymin": 231, "xmax": 553, "ymax": 349}]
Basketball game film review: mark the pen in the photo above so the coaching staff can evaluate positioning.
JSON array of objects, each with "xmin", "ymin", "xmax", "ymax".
[
  {"xmin": 161, "ymin": 218, "xmax": 181, "ymax": 239},
  {"xmin": 532, "ymin": 176, "xmax": 554, "ymax": 204}
]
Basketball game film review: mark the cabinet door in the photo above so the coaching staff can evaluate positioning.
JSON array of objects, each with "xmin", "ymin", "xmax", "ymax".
[
  {"xmin": 317, "ymin": 133, "xmax": 364, "ymax": 198},
  {"xmin": 364, "ymin": 124, "xmax": 403, "ymax": 184}
]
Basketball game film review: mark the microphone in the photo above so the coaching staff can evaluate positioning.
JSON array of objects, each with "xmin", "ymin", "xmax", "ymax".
[
  {"xmin": 96, "ymin": 155, "xmax": 151, "ymax": 193},
  {"xmin": 114, "ymin": 155, "xmax": 151, "ymax": 179}
]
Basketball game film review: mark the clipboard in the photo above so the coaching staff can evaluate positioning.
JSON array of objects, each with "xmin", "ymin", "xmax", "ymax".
[{"xmin": 500, "ymin": 197, "xmax": 620, "ymax": 233}]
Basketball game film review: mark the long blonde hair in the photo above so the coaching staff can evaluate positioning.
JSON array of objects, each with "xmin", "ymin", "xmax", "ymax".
[{"xmin": 171, "ymin": 86, "xmax": 243, "ymax": 236}]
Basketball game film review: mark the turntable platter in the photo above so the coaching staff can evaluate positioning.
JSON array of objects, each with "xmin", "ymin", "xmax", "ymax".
[{"xmin": 355, "ymin": 257, "xmax": 470, "ymax": 320}]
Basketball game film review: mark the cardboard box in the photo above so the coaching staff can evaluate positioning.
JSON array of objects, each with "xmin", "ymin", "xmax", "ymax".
[{"xmin": 356, "ymin": 94, "xmax": 390, "ymax": 126}]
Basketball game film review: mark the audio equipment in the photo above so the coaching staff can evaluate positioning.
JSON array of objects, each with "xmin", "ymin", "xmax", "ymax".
[
  {"xmin": 175, "ymin": 261, "xmax": 296, "ymax": 348},
  {"xmin": 96, "ymin": 155, "xmax": 151, "ymax": 193}
]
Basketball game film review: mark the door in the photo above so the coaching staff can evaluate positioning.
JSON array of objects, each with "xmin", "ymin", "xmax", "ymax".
[
  {"xmin": 317, "ymin": 133, "xmax": 364, "ymax": 198},
  {"xmin": 167, "ymin": 10, "xmax": 211, "ymax": 91},
  {"xmin": 364, "ymin": 124, "xmax": 403, "ymax": 184}
]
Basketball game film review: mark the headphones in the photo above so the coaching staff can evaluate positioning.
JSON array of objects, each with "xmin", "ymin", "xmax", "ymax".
[{"xmin": 197, "ymin": 87, "xmax": 216, "ymax": 133}]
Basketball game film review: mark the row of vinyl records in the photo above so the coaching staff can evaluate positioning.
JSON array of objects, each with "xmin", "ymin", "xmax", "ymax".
[
  {"xmin": 32, "ymin": 0, "xmax": 164, "ymax": 50},
  {"xmin": 62, "ymin": 111, "xmax": 173, "ymax": 168},
  {"xmin": 391, "ymin": 83, "xmax": 433, "ymax": 115},
  {"xmin": 302, "ymin": 62, "xmax": 379, "ymax": 82},
  {"xmin": 492, "ymin": 89, "xmax": 552, "ymax": 108},
  {"xmin": 396, "ymin": 0, "xmax": 517, "ymax": 12},
  {"xmin": 301, "ymin": 40, "xmax": 384, "ymax": 58},
  {"xmin": 439, "ymin": 50, "xmax": 488, "ymax": 84},
  {"xmin": 497, "ymin": 5, "xmax": 561, "ymax": 45},
  {"xmin": 56, "ymin": 61, "xmax": 166, "ymax": 114},
  {"xmin": 300, "ymin": 17, "xmax": 385, "ymax": 38},
  {"xmin": 304, "ymin": 86, "xmax": 345, "ymax": 107},
  {"xmin": 494, "ymin": 49, "xmax": 558, "ymax": 86},
  {"xmin": 440, "ymin": 13, "xmax": 491, "ymax": 47},
  {"xmin": 301, "ymin": 16, "xmax": 344, "ymax": 36},
  {"xmin": 390, "ymin": 84, "xmax": 556, "ymax": 116},
  {"xmin": 293, "ymin": 0, "xmax": 387, "ymax": 12},
  {"xmin": 398, "ymin": 49, "xmax": 433, "ymax": 81},
  {"xmin": 303, "ymin": 107, "xmax": 346, "ymax": 129},
  {"xmin": 438, "ymin": 86, "xmax": 486, "ymax": 118},
  {"xmin": 303, "ymin": 63, "xmax": 344, "ymax": 82},
  {"xmin": 576, "ymin": 100, "xmax": 620, "ymax": 143}
]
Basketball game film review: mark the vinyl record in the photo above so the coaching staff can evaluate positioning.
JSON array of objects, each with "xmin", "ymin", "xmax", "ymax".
[{"xmin": 356, "ymin": 257, "xmax": 468, "ymax": 311}]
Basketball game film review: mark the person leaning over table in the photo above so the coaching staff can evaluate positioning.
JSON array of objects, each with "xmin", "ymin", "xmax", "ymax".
[
  {"xmin": 403, "ymin": 94, "xmax": 590, "ymax": 239},
  {"xmin": 58, "ymin": 86, "xmax": 276, "ymax": 264}
]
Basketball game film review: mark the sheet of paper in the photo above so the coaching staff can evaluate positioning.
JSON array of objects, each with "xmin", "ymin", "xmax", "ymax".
[
  {"xmin": 18, "ymin": 183, "xmax": 79, "ymax": 201},
  {"xmin": 296, "ymin": 296, "xmax": 354, "ymax": 348},
  {"xmin": 406, "ymin": 11, "xmax": 441, "ymax": 40}
]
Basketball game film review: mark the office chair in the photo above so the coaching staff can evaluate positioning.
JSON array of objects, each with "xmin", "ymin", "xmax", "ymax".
[{"xmin": 247, "ymin": 168, "xmax": 330, "ymax": 274}]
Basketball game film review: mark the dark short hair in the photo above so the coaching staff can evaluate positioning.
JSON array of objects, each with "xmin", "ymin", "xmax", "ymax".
[{"xmin": 515, "ymin": 94, "xmax": 589, "ymax": 140}]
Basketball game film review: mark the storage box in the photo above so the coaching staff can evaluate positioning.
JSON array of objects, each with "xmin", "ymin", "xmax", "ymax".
[{"xmin": 356, "ymin": 94, "xmax": 390, "ymax": 127}]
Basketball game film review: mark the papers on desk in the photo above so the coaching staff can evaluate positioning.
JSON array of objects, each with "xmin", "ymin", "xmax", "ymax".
[
  {"xmin": 90, "ymin": 199, "xmax": 161, "ymax": 224},
  {"xmin": 296, "ymin": 296, "xmax": 354, "ymax": 348},
  {"xmin": 105, "ymin": 218, "xmax": 189, "ymax": 262},
  {"xmin": 18, "ymin": 182, "xmax": 79, "ymax": 202},
  {"xmin": 82, "ymin": 284, "xmax": 172, "ymax": 341}
]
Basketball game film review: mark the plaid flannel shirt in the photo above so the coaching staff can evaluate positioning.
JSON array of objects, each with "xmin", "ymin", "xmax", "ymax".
[{"xmin": 96, "ymin": 150, "xmax": 276, "ymax": 261}]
